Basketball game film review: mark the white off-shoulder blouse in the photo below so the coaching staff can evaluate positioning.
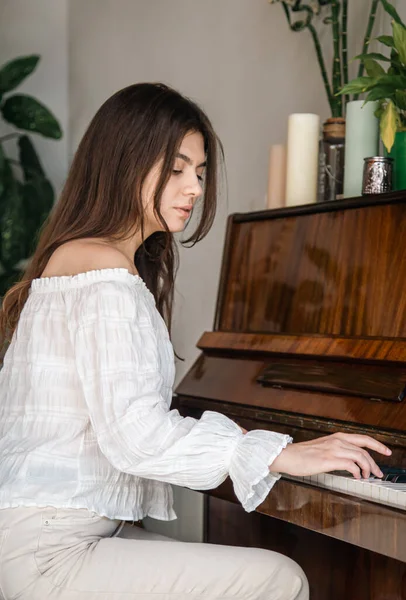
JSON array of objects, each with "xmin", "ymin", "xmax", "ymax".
[{"xmin": 0, "ymin": 269, "xmax": 291, "ymax": 521}]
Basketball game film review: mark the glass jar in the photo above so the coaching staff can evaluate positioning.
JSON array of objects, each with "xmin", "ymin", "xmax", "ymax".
[{"xmin": 318, "ymin": 117, "xmax": 346, "ymax": 202}]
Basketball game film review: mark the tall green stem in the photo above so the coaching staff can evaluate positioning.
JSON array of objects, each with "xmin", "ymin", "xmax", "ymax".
[
  {"xmin": 354, "ymin": 0, "xmax": 379, "ymax": 100},
  {"xmin": 331, "ymin": 0, "xmax": 343, "ymax": 117},
  {"xmin": 282, "ymin": 2, "xmax": 334, "ymax": 114},
  {"xmin": 341, "ymin": 0, "xmax": 349, "ymax": 107},
  {"xmin": 308, "ymin": 23, "xmax": 334, "ymax": 115}
]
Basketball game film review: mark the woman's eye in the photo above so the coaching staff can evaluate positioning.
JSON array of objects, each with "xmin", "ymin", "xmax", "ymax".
[{"xmin": 172, "ymin": 169, "xmax": 204, "ymax": 182}]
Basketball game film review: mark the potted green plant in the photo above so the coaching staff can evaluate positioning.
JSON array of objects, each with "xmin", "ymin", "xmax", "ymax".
[
  {"xmin": 268, "ymin": 1, "xmax": 383, "ymax": 201},
  {"xmin": 0, "ymin": 55, "xmax": 62, "ymax": 296},
  {"xmin": 338, "ymin": 0, "xmax": 406, "ymax": 190},
  {"xmin": 268, "ymin": 0, "xmax": 382, "ymax": 118}
]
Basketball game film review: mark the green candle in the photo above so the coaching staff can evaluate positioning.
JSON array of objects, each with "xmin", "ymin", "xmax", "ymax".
[{"xmin": 343, "ymin": 100, "xmax": 379, "ymax": 198}]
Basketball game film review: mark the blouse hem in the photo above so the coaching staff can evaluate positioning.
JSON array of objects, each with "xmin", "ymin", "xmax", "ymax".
[{"xmin": 0, "ymin": 500, "xmax": 177, "ymax": 522}]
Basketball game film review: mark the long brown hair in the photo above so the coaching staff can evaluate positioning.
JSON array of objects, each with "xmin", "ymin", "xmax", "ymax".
[{"xmin": 0, "ymin": 83, "xmax": 223, "ymax": 342}]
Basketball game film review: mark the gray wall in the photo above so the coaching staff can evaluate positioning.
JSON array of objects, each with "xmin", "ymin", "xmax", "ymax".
[{"xmin": 0, "ymin": 0, "xmax": 69, "ymax": 195}]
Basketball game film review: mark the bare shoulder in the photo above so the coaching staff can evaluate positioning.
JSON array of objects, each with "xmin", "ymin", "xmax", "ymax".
[{"xmin": 41, "ymin": 239, "xmax": 137, "ymax": 278}]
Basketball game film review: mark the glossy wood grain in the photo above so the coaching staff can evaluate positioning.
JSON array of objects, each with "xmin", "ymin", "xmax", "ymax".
[
  {"xmin": 216, "ymin": 197, "xmax": 406, "ymax": 337},
  {"xmin": 176, "ymin": 355, "xmax": 406, "ymax": 432},
  {"xmin": 210, "ymin": 476, "xmax": 406, "ymax": 561},
  {"xmin": 198, "ymin": 331, "xmax": 406, "ymax": 363},
  {"xmin": 206, "ymin": 495, "xmax": 406, "ymax": 600}
]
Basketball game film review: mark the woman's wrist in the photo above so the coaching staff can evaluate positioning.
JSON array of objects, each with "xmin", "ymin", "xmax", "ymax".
[{"xmin": 269, "ymin": 445, "xmax": 289, "ymax": 474}]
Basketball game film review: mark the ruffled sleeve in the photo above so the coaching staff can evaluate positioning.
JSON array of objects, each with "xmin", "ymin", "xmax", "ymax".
[{"xmin": 66, "ymin": 278, "xmax": 292, "ymax": 512}]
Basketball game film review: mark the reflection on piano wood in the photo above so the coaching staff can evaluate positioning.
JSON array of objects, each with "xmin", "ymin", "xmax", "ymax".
[{"xmin": 175, "ymin": 191, "xmax": 406, "ymax": 600}]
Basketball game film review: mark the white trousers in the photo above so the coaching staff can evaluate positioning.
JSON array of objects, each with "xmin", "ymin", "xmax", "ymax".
[{"xmin": 0, "ymin": 507, "xmax": 308, "ymax": 600}]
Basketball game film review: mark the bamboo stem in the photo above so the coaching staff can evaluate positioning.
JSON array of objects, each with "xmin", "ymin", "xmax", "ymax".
[
  {"xmin": 341, "ymin": 0, "xmax": 349, "ymax": 106},
  {"xmin": 354, "ymin": 0, "xmax": 379, "ymax": 100},
  {"xmin": 331, "ymin": 0, "xmax": 343, "ymax": 117},
  {"xmin": 308, "ymin": 23, "xmax": 334, "ymax": 114}
]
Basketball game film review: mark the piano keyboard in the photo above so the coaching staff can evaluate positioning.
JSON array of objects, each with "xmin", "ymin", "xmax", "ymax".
[{"xmin": 283, "ymin": 472, "xmax": 406, "ymax": 511}]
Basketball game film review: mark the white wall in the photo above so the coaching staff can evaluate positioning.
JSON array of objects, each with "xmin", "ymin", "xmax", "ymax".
[
  {"xmin": 0, "ymin": 0, "xmax": 69, "ymax": 196},
  {"xmin": 68, "ymin": 0, "xmax": 405, "ymax": 542}
]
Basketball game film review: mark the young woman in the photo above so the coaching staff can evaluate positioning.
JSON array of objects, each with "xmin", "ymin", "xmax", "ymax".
[{"xmin": 0, "ymin": 83, "xmax": 390, "ymax": 600}]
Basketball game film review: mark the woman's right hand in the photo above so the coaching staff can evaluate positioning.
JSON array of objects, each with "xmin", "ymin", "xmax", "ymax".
[{"xmin": 269, "ymin": 432, "xmax": 392, "ymax": 479}]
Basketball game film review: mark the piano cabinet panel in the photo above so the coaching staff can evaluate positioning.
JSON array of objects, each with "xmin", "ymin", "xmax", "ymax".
[
  {"xmin": 217, "ymin": 197, "xmax": 406, "ymax": 338},
  {"xmin": 206, "ymin": 495, "xmax": 406, "ymax": 600}
]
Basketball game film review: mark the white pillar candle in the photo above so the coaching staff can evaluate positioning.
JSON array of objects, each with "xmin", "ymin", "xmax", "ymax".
[
  {"xmin": 285, "ymin": 113, "xmax": 320, "ymax": 206},
  {"xmin": 267, "ymin": 144, "xmax": 286, "ymax": 209}
]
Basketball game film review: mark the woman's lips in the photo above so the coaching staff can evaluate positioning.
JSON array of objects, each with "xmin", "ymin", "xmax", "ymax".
[{"xmin": 174, "ymin": 207, "xmax": 192, "ymax": 218}]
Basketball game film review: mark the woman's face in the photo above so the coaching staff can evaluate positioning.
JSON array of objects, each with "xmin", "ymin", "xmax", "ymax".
[{"xmin": 143, "ymin": 131, "xmax": 206, "ymax": 234}]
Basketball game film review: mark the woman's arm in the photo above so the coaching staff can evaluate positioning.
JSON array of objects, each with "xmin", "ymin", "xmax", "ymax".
[{"xmin": 66, "ymin": 280, "xmax": 292, "ymax": 513}]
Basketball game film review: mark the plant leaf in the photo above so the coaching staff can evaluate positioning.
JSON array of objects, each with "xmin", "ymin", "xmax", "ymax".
[
  {"xmin": 380, "ymin": 0, "xmax": 404, "ymax": 26},
  {"xmin": 352, "ymin": 52, "xmax": 391, "ymax": 63},
  {"xmin": 374, "ymin": 100, "xmax": 387, "ymax": 120},
  {"xmin": 393, "ymin": 22, "xmax": 406, "ymax": 66},
  {"xmin": 338, "ymin": 76, "xmax": 376, "ymax": 96},
  {"xmin": 0, "ymin": 179, "xmax": 27, "ymax": 269},
  {"xmin": 22, "ymin": 176, "xmax": 54, "ymax": 255},
  {"xmin": 364, "ymin": 85, "xmax": 396, "ymax": 103},
  {"xmin": 374, "ymin": 35, "xmax": 395, "ymax": 47},
  {"xmin": 0, "ymin": 270, "xmax": 21, "ymax": 298},
  {"xmin": 395, "ymin": 89, "xmax": 406, "ymax": 110},
  {"xmin": 21, "ymin": 181, "xmax": 41, "ymax": 256},
  {"xmin": 0, "ymin": 158, "xmax": 14, "ymax": 223},
  {"xmin": 373, "ymin": 73, "xmax": 406, "ymax": 90},
  {"xmin": 364, "ymin": 58, "xmax": 386, "ymax": 78},
  {"xmin": 0, "ymin": 55, "xmax": 40, "ymax": 94},
  {"xmin": 1, "ymin": 94, "xmax": 62, "ymax": 139},
  {"xmin": 380, "ymin": 100, "xmax": 398, "ymax": 153},
  {"xmin": 18, "ymin": 135, "xmax": 45, "ymax": 181},
  {"xmin": 0, "ymin": 145, "xmax": 5, "ymax": 198}
]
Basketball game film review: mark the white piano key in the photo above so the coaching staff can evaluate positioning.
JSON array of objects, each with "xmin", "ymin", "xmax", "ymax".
[
  {"xmin": 370, "ymin": 482, "xmax": 380, "ymax": 502},
  {"xmin": 324, "ymin": 473, "xmax": 334, "ymax": 489},
  {"xmin": 347, "ymin": 478, "xmax": 358, "ymax": 496},
  {"xmin": 336, "ymin": 477, "xmax": 348, "ymax": 493},
  {"xmin": 379, "ymin": 486, "xmax": 389, "ymax": 505},
  {"xmin": 288, "ymin": 472, "xmax": 406, "ymax": 511}
]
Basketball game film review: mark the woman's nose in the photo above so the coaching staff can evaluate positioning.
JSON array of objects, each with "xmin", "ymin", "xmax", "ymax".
[{"xmin": 185, "ymin": 175, "xmax": 203, "ymax": 198}]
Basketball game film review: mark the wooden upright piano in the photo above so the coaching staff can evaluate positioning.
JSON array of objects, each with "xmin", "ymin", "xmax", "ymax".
[{"xmin": 175, "ymin": 191, "xmax": 406, "ymax": 600}]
